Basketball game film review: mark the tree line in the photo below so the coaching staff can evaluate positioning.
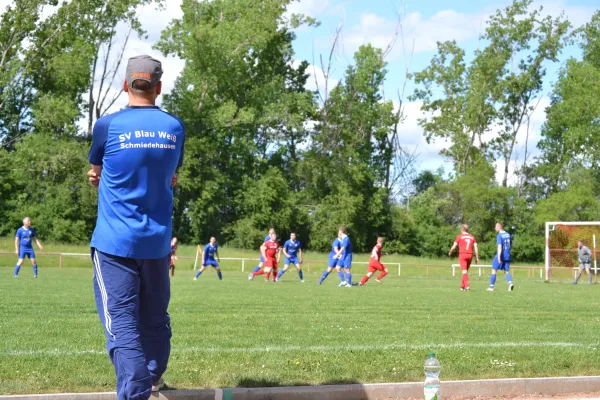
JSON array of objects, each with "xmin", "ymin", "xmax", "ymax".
[{"xmin": 0, "ymin": 0, "xmax": 599, "ymax": 261}]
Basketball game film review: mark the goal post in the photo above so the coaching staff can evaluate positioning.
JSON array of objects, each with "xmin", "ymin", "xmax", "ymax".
[{"xmin": 545, "ymin": 221, "xmax": 600, "ymax": 282}]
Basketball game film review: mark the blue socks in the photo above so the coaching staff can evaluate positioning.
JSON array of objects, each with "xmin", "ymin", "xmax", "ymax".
[
  {"xmin": 33, "ymin": 264, "xmax": 38, "ymax": 277},
  {"xmin": 195, "ymin": 270, "xmax": 202, "ymax": 279},
  {"xmin": 319, "ymin": 270, "xmax": 330, "ymax": 284},
  {"xmin": 252, "ymin": 266, "xmax": 261, "ymax": 273},
  {"xmin": 506, "ymin": 273, "xmax": 512, "ymax": 283},
  {"xmin": 337, "ymin": 271, "xmax": 345, "ymax": 282},
  {"xmin": 346, "ymin": 272, "xmax": 352, "ymax": 285},
  {"xmin": 14, "ymin": 265, "xmax": 20, "ymax": 276},
  {"xmin": 277, "ymin": 269, "xmax": 285, "ymax": 280},
  {"xmin": 217, "ymin": 270, "xmax": 223, "ymax": 280},
  {"xmin": 298, "ymin": 270, "xmax": 303, "ymax": 281},
  {"xmin": 490, "ymin": 273, "xmax": 497, "ymax": 288}
]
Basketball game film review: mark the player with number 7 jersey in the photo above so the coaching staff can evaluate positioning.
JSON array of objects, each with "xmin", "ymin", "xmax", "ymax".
[{"xmin": 449, "ymin": 224, "xmax": 480, "ymax": 291}]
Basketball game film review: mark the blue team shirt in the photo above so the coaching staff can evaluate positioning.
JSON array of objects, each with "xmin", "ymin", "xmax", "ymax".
[
  {"xmin": 284, "ymin": 240, "xmax": 301, "ymax": 257},
  {"xmin": 264, "ymin": 235, "xmax": 271, "ymax": 242},
  {"xmin": 15, "ymin": 227, "xmax": 36, "ymax": 249},
  {"xmin": 330, "ymin": 239, "xmax": 341, "ymax": 256},
  {"xmin": 203, "ymin": 243, "xmax": 218, "ymax": 261},
  {"xmin": 340, "ymin": 235, "xmax": 352, "ymax": 256},
  {"xmin": 496, "ymin": 232, "xmax": 512, "ymax": 262},
  {"xmin": 89, "ymin": 106, "xmax": 185, "ymax": 259}
]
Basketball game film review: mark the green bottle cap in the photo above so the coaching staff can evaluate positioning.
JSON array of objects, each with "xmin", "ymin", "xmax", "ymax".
[{"xmin": 428, "ymin": 352, "xmax": 435, "ymax": 358}]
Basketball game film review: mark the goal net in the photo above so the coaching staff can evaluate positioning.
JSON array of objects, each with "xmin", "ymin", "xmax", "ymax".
[{"xmin": 545, "ymin": 222, "xmax": 600, "ymax": 281}]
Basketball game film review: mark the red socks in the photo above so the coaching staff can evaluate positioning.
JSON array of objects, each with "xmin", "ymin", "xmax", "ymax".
[
  {"xmin": 462, "ymin": 273, "xmax": 470, "ymax": 288},
  {"xmin": 253, "ymin": 270, "xmax": 265, "ymax": 276},
  {"xmin": 377, "ymin": 271, "xmax": 387, "ymax": 280},
  {"xmin": 360, "ymin": 275, "xmax": 370, "ymax": 285}
]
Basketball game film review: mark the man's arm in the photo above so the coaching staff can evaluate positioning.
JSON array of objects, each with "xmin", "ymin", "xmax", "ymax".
[
  {"xmin": 15, "ymin": 236, "xmax": 19, "ymax": 255},
  {"xmin": 371, "ymin": 246, "xmax": 379, "ymax": 260},
  {"xmin": 276, "ymin": 247, "xmax": 281, "ymax": 263},
  {"xmin": 474, "ymin": 243, "xmax": 480, "ymax": 263},
  {"xmin": 298, "ymin": 248, "xmax": 303, "ymax": 264},
  {"xmin": 88, "ymin": 118, "xmax": 108, "ymax": 188},
  {"xmin": 282, "ymin": 244, "xmax": 291, "ymax": 259},
  {"xmin": 35, "ymin": 238, "xmax": 43, "ymax": 251},
  {"xmin": 497, "ymin": 244, "xmax": 502, "ymax": 262},
  {"xmin": 336, "ymin": 246, "xmax": 344, "ymax": 259},
  {"xmin": 448, "ymin": 242, "xmax": 458, "ymax": 257},
  {"xmin": 88, "ymin": 165, "xmax": 103, "ymax": 188},
  {"xmin": 216, "ymin": 249, "xmax": 220, "ymax": 263},
  {"xmin": 260, "ymin": 244, "xmax": 267, "ymax": 260}
]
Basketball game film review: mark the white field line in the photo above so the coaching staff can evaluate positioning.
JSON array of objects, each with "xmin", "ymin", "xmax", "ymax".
[{"xmin": 0, "ymin": 342, "xmax": 595, "ymax": 358}]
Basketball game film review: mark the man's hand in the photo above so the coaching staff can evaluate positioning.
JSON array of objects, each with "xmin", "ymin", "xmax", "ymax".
[
  {"xmin": 39, "ymin": 245, "xmax": 44, "ymax": 251},
  {"xmin": 88, "ymin": 166, "xmax": 102, "ymax": 189},
  {"xmin": 448, "ymin": 251, "xmax": 452, "ymax": 257},
  {"xmin": 476, "ymin": 257, "xmax": 480, "ymax": 264},
  {"xmin": 171, "ymin": 173, "xmax": 178, "ymax": 187}
]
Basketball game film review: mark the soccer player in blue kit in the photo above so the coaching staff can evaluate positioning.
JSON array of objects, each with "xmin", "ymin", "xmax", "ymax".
[
  {"xmin": 318, "ymin": 231, "xmax": 345, "ymax": 285},
  {"xmin": 276, "ymin": 232, "xmax": 304, "ymax": 282},
  {"xmin": 87, "ymin": 55, "xmax": 185, "ymax": 400},
  {"xmin": 337, "ymin": 227, "xmax": 353, "ymax": 287},
  {"xmin": 488, "ymin": 222, "xmax": 515, "ymax": 292},
  {"xmin": 14, "ymin": 217, "xmax": 44, "ymax": 278},
  {"xmin": 194, "ymin": 236, "xmax": 222, "ymax": 281}
]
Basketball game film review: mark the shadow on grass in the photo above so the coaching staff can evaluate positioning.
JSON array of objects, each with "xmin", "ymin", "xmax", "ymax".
[{"xmin": 234, "ymin": 377, "xmax": 362, "ymax": 387}]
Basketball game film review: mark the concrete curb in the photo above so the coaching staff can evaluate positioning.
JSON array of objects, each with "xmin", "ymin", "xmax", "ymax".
[{"xmin": 1, "ymin": 376, "xmax": 599, "ymax": 400}]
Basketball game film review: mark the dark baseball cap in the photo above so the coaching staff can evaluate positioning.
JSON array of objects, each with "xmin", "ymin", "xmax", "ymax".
[{"xmin": 126, "ymin": 55, "xmax": 163, "ymax": 88}]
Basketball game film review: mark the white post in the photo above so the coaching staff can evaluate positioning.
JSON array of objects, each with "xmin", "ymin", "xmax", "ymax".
[
  {"xmin": 545, "ymin": 222, "xmax": 550, "ymax": 281},
  {"xmin": 193, "ymin": 245, "xmax": 199, "ymax": 271},
  {"xmin": 397, "ymin": 263, "xmax": 401, "ymax": 277},
  {"xmin": 242, "ymin": 259, "xmax": 245, "ymax": 272}
]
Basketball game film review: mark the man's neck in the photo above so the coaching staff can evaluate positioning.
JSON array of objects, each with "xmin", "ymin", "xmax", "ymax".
[{"xmin": 128, "ymin": 96, "xmax": 156, "ymax": 107}]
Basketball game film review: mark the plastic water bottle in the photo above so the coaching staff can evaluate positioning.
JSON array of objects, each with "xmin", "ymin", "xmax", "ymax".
[{"xmin": 424, "ymin": 352, "xmax": 441, "ymax": 400}]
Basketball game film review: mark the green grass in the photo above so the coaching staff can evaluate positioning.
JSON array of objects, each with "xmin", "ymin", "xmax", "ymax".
[{"xmin": 0, "ymin": 263, "xmax": 599, "ymax": 395}]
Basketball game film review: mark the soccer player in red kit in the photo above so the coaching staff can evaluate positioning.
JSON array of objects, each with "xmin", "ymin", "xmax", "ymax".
[
  {"xmin": 169, "ymin": 237, "xmax": 178, "ymax": 277},
  {"xmin": 359, "ymin": 237, "xmax": 389, "ymax": 286},
  {"xmin": 448, "ymin": 224, "xmax": 480, "ymax": 291},
  {"xmin": 250, "ymin": 233, "xmax": 280, "ymax": 282}
]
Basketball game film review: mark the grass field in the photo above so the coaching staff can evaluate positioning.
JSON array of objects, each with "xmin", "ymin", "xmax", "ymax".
[{"xmin": 1, "ymin": 249, "xmax": 599, "ymax": 395}]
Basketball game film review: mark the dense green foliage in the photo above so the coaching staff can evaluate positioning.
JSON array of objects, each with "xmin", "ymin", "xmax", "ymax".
[{"xmin": 0, "ymin": 0, "xmax": 599, "ymax": 260}]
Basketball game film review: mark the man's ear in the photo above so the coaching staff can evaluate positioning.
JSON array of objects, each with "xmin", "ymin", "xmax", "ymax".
[
  {"xmin": 123, "ymin": 79, "xmax": 129, "ymax": 93},
  {"xmin": 155, "ymin": 81, "xmax": 163, "ymax": 95}
]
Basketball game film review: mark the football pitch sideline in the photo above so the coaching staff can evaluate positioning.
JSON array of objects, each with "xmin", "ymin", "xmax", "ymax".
[{"xmin": 0, "ymin": 267, "xmax": 598, "ymax": 396}]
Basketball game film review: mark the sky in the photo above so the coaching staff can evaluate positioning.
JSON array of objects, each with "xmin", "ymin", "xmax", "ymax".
[{"xmin": 2, "ymin": 0, "xmax": 597, "ymax": 183}]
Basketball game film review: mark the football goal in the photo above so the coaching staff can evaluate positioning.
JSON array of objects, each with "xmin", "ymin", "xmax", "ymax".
[{"xmin": 545, "ymin": 221, "xmax": 600, "ymax": 282}]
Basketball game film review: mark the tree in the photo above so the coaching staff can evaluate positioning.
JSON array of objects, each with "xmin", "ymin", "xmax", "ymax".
[
  {"xmin": 484, "ymin": 0, "xmax": 570, "ymax": 187},
  {"xmin": 410, "ymin": 41, "xmax": 496, "ymax": 175},
  {"xmin": 412, "ymin": 0, "xmax": 570, "ymax": 184},
  {"xmin": 156, "ymin": 0, "xmax": 316, "ymax": 244}
]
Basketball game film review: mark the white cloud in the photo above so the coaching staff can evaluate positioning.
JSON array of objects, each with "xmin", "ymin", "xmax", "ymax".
[{"xmin": 286, "ymin": 0, "xmax": 331, "ymax": 18}]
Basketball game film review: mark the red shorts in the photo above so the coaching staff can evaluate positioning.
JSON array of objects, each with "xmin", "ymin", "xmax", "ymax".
[
  {"xmin": 368, "ymin": 260, "xmax": 385, "ymax": 272},
  {"xmin": 459, "ymin": 255, "xmax": 473, "ymax": 271},
  {"xmin": 265, "ymin": 257, "xmax": 278, "ymax": 269}
]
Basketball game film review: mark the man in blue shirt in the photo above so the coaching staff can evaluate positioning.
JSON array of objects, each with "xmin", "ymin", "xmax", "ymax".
[
  {"xmin": 194, "ymin": 236, "xmax": 222, "ymax": 281},
  {"xmin": 488, "ymin": 222, "xmax": 514, "ymax": 292},
  {"xmin": 276, "ymin": 232, "xmax": 304, "ymax": 282},
  {"xmin": 337, "ymin": 227, "xmax": 353, "ymax": 287},
  {"xmin": 87, "ymin": 55, "xmax": 185, "ymax": 400},
  {"xmin": 13, "ymin": 217, "xmax": 44, "ymax": 278},
  {"xmin": 318, "ymin": 231, "xmax": 345, "ymax": 285}
]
